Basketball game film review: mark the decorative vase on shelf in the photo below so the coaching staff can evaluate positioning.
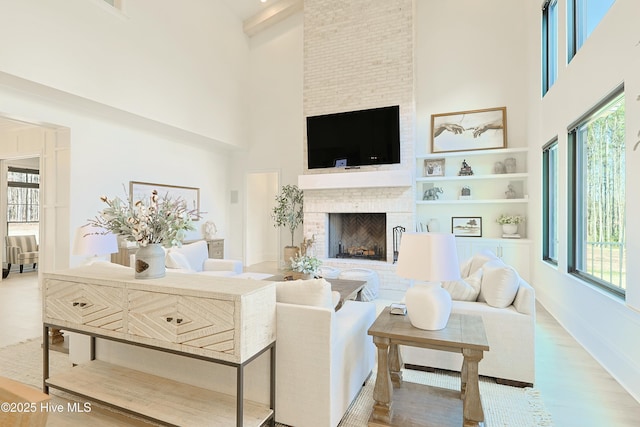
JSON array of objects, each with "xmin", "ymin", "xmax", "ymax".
[
  {"xmin": 427, "ymin": 218, "xmax": 440, "ymax": 232},
  {"xmin": 502, "ymin": 224, "xmax": 518, "ymax": 235},
  {"xmin": 405, "ymin": 282, "xmax": 452, "ymax": 330},
  {"xmin": 135, "ymin": 243, "xmax": 166, "ymax": 279}
]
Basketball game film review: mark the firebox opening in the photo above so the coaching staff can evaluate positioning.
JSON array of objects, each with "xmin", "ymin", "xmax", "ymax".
[{"xmin": 328, "ymin": 213, "xmax": 386, "ymax": 261}]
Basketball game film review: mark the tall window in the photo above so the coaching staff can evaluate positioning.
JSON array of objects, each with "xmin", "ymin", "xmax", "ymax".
[
  {"xmin": 543, "ymin": 139, "xmax": 559, "ymax": 264},
  {"xmin": 568, "ymin": 87, "xmax": 625, "ymax": 295},
  {"xmin": 7, "ymin": 167, "xmax": 40, "ymax": 238},
  {"xmin": 568, "ymin": 0, "xmax": 616, "ymax": 61},
  {"xmin": 542, "ymin": 0, "xmax": 558, "ymax": 95}
]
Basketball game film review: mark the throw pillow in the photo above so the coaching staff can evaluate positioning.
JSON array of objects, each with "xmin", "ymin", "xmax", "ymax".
[
  {"xmin": 467, "ymin": 250, "xmax": 500, "ymax": 276},
  {"xmin": 165, "ymin": 251, "xmax": 192, "ymax": 271},
  {"xmin": 275, "ymin": 278, "xmax": 334, "ymax": 310},
  {"xmin": 441, "ymin": 267, "xmax": 483, "ymax": 301},
  {"xmin": 167, "ymin": 240, "xmax": 208, "ymax": 272},
  {"xmin": 478, "ymin": 259, "xmax": 521, "ymax": 308}
]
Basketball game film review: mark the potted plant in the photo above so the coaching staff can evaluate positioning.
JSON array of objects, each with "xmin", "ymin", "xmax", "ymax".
[
  {"xmin": 271, "ymin": 184, "xmax": 304, "ymax": 263},
  {"xmin": 290, "ymin": 253, "xmax": 322, "ymax": 279},
  {"xmin": 496, "ymin": 214, "xmax": 524, "ymax": 235}
]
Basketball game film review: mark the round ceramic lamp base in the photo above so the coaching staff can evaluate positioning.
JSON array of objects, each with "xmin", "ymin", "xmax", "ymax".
[{"xmin": 405, "ymin": 282, "xmax": 452, "ymax": 330}]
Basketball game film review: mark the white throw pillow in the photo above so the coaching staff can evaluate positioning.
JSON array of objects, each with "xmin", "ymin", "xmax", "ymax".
[
  {"xmin": 467, "ymin": 250, "xmax": 500, "ymax": 276},
  {"xmin": 276, "ymin": 278, "xmax": 334, "ymax": 310},
  {"xmin": 165, "ymin": 251, "xmax": 192, "ymax": 270},
  {"xmin": 441, "ymin": 268, "xmax": 483, "ymax": 301},
  {"xmin": 167, "ymin": 241, "xmax": 208, "ymax": 272},
  {"xmin": 478, "ymin": 259, "xmax": 520, "ymax": 308}
]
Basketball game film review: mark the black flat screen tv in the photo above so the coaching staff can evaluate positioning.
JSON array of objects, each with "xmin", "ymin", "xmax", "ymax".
[{"xmin": 306, "ymin": 105, "xmax": 401, "ymax": 169}]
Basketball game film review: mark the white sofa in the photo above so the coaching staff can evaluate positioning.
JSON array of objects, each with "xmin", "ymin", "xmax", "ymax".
[{"xmin": 401, "ymin": 250, "xmax": 536, "ymax": 386}]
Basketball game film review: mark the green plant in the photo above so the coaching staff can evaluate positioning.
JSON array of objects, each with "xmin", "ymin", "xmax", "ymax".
[
  {"xmin": 497, "ymin": 214, "xmax": 524, "ymax": 225},
  {"xmin": 290, "ymin": 254, "xmax": 322, "ymax": 275},
  {"xmin": 271, "ymin": 184, "xmax": 304, "ymax": 247}
]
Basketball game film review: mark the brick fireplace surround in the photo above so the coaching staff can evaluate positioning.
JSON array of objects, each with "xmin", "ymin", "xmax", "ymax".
[{"xmin": 300, "ymin": 0, "xmax": 415, "ymax": 300}]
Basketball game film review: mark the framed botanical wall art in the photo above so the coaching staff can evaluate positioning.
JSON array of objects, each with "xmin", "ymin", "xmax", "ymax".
[
  {"xmin": 423, "ymin": 158, "xmax": 445, "ymax": 177},
  {"xmin": 129, "ymin": 181, "xmax": 200, "ymax": 220},
  {"xmin": 431, "ymin": 107, "xmax": 507, "ymax": 153},
  {"xmin": 451, "ymin": 217, "xmax": 482, "ymax": 237}
]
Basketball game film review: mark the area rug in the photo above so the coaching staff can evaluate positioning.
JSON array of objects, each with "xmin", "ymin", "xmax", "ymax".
[{"xmin": 1, "ymin": 339, "xmax": 553, "ymax": 426}]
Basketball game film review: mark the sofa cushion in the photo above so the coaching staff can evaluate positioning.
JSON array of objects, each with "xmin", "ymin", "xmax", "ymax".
[
  {"xmin": 441, "ymin": 267, "xmax": 483, "ymax": 301},
  {"xmin": 166, "ymin": 241, "xmax": 208, "ymax": 272},
  {"xmin": 478, "ymin": 259, "xmax": 520, "ymax": 308},
  {"xmin": 466, "ymin": 250, "xmax": 500, "ymax": 276},
  {"xmin": 165, "ymin": 251, "xmax": 192, "ymax": 270},
  {"xmin": 276, "ymin": 278, "xmax": 334, "ymax": 310}
]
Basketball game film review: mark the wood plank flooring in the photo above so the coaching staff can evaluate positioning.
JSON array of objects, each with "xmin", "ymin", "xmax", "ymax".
[{"xmin": 2, "ymin": 269, "xmax": 640, "ymax": 426}]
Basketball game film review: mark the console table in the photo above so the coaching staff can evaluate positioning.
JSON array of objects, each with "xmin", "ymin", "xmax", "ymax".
[{"xmin": 42, "ymin": 264, "xmax": 276, "ymax": 427}]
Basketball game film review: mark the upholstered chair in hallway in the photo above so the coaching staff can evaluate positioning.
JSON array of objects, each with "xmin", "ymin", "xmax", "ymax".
[{"xmin": 5, "ymin": 235, "xmax": 39, "ymax": 275}]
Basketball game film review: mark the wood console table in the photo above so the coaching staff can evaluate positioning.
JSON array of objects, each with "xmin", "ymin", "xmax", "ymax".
[
  {"xmin": 42, "ymin": 264, "xmax": 276, "ymax": 427},
  {"xmin": 368, "ymin": 309, "xmax": 489, "ymax": 427}
]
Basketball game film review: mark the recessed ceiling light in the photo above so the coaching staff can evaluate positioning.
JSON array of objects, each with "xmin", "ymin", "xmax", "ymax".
[{"xmin": 261, "ymin": 0, "xmax": 268, "ymax": 3}]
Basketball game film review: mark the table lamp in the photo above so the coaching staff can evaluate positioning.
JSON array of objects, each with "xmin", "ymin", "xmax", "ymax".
[
  {"xmin": 396, "ymin": 232, "xmax": 461, "ymax": 330},
  {"xmin": 73, "ymin": 225, "xmax": 118, "ymax": 264}
]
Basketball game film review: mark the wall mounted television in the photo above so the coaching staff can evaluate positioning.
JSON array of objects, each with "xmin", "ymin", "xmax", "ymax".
[{"xmin": 306, "ymin": 105, "xmax": 401, "ymax": 169}]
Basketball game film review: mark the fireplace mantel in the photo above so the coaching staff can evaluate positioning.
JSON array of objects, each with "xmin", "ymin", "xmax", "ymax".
[{"xmin": 298, "ymin": 170, "xmax": 411, "ymax": 190}]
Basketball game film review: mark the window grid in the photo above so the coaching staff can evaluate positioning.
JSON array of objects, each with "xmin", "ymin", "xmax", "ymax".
[
  {"xmin": 542, "ymin": 139, "xmax": 559, "ymax": 265},
  {"xmin": 542, "ymin": 0, "xmax": 558, "ymax": 95}
]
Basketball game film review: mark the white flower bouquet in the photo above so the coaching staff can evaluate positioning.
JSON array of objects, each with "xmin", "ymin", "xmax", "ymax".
[
  {"xmin": 290, "ymin": 254, "xmax": 322, "ymax": 276},
  {"xmin": 88, "ymin": 189, "xmax": 198, "ymax": 247}
]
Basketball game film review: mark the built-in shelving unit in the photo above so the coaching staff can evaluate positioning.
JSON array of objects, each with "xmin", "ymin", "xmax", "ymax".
[{"xmin": 414, "ymin": 147, "xmax": 530, "ymax": 272}]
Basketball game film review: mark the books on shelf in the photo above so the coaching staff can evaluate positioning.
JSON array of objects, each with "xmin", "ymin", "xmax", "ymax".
[{"xmin": 502, "ymin": 233, "xmax": 521, "ymax": 239}]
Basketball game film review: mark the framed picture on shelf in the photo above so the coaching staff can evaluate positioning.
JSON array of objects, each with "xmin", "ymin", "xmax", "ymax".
[
  {"xmin": 431, "ymin": 107, "xmax": 507, "ymax": 153},
  {"xmin": 451, "ymin": 217, "xmax": 482, "ymax": 237},
  {"xmin": 129, "ymin": 181, "xmax": 200, "ymax": 220},
  {"xmin": 423, "ymin": 158, "xmax": 445, "ymax": 177}
]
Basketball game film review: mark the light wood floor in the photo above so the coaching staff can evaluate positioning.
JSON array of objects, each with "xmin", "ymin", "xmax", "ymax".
[{"xmin": 2, "ymin": 269, "xmax": 640, "ymax": 426}]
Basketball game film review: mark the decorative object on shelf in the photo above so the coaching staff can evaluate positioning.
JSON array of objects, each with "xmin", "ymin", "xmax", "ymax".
[
  {"xmin": 493, "ymin": 161, "xmax": 506, "ymax": 174},
  {"xmin": 452, "ymin": 217, "xmax": 482, "ymax": 237},
  {"xmin": 427, "ymin": 218, "xmax": 440, "ymax": 232},
  {"xmin": 203, "ymin": 221, "xmax": 217, "ymax": 239},
  {"xmin": 88, "ymin": 187, "xmax": 199, "ymax": 279},
  {"xmin": 458, "ymin": 159, "xmax": 474, "ymax": 176},
  {"xmin": 497, "ymin": 214, "xmax": 524, "ymax": 238},
  {"xmin": 135, "ymin": 243, "xmax": 166, "ymax": 279},
  {"xmin": 423, "ymin": 158, "xmax": 445, "ymax": 177},
  {"xmin": 423, "ymin": 186, "xmax": 443, "ymax": 200},
  {"xmin": 396, "ymin": 232, "xmax": 461, "ymax": 330},
  {"xmin": 72, "ymin": 225, "xmax": 118, "ymax": 264},
  {"xmin": 505, "ymin": 184, "xmax": 517, "ymax": 199},
  {"xmin": 431, "ymin": 106, "xmax": 507, "ymax": 153},
  {"xmin": 459, "ymin": 186, "xmax": 472, "ymax": 200},
  {"xmin": 130, "ymin": 181, "xmax": 200, "ymax": 220},
  {"xmin": 290, "ymin": 253, "xmax": 322, "ymax": 279},
  {"xmin": 271, "ymin": 184, "xmax": 304, "ymax": 264},
  {"xmin": 393, "ymin": 226, "xmax": 405, "ymax": 263},
  {"xmin": 504, "ymin": 157, "xmax": 517, "ymax": 173}
]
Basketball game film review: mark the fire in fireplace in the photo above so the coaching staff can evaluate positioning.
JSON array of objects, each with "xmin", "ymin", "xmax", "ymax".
[{"xmin": 328, "ymin": 213, "xmax": 386, "ymax": 261}]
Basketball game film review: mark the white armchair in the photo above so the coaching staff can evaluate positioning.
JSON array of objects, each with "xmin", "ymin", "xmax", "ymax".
[{"xmin": 165, "ymin": 240, "xmax": 242, "ymax": 276}]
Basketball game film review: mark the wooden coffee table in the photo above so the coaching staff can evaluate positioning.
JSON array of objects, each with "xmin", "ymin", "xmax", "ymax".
[
  {"xmin": 368, "ymin": 308, "xmax": 489, "ymax": 427},
  {"xmin": 266, "ymin": 275, "xmax": 365, "ymax": 307}
]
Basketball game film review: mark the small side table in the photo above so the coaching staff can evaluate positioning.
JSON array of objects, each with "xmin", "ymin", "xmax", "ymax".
[{"xmin": 368, "ymin": 308, "xmax": 489, "ymax": 427}]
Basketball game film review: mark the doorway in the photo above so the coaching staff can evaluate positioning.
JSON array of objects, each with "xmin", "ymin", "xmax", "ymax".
[{"xmin": 245, "ymin": 172, "xmax": 279, "ymax": 267}]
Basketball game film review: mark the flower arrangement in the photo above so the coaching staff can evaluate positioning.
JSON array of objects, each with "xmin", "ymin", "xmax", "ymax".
[
  {"xmin": 88, "ymin": 189, "xmax": 199, "ymax": 247},
  {"xmin": 496, "ymin": 214, "xmax": 525, "ymax": 225},
  {"xmin": 290, "ymin": 253, "xmax": 322, "ymax": 276}
]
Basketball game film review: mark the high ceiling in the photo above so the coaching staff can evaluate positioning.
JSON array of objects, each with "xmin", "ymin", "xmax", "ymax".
[{"xmin": 222, "ymin": 0, "xmax": 271, "ymax": 21}]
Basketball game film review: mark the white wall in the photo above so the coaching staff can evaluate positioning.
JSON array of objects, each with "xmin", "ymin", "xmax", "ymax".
[
  {"xmin": 524, "ymin": 0, "xmax": 640, "ymax": 401},
  {"xmin": 229, "ymin": 12, "xmax": 304, "ymax": 263},
  {"xmin": 0, "ymin": 0, "xmax": 249, "ymax": 147}
]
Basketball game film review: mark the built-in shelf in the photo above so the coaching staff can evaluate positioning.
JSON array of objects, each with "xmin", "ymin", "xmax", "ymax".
[
  {"xmin": 417, "ymin": 198, "xmax": 528, "ymax": 205},
  {"xmin": 298, "ymin": 169, "xmax": 412, "ymax": 190},
  {"xmin": 417, "ymin": 172, "xmax": 528, "ymax": 183}
]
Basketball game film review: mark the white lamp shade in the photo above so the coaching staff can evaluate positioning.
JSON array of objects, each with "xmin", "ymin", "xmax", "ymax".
[
  {"xmin": 73, "ymin": 226, "xmax": 118, "ymax": 257},
  {"xmin": 396, "ymin": 232, "xmax": 461, "ymax": 282}
]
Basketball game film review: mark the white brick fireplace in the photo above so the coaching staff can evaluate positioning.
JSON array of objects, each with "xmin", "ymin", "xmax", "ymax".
[{"xmin": 300, "ymin": 0, "xmax": 415, "ymax": 299}]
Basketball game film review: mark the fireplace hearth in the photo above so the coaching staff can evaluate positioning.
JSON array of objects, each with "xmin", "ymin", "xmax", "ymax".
[{"xmin": 328, "ymin": 213, "xmax": 386, "ymax": 261}]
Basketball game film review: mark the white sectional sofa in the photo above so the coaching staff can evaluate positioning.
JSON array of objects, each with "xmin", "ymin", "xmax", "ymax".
[{"xmin": 400, "ymin": 250, "xmax": 536, "ymax": 386}]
